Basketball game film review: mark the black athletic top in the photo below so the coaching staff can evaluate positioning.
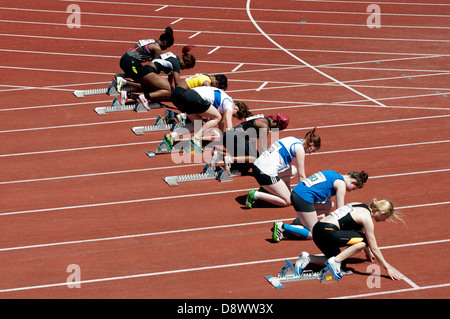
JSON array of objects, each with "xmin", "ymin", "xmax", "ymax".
[
  {"xmin": 232, "ymin": 114, "xmax": 270, "ymax": 138},
  {"xmin": 333, "ymin": 203, "xmax": 370, "ymax": 231},
  {"xmin": 152, "ymin": 52, "xmax": 181, "ymax": 75}
]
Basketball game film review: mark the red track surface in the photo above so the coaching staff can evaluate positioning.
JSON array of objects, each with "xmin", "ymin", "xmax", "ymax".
[{"xmin": 0, "ymin": 0, "xmax": 449, "ymax": 302}]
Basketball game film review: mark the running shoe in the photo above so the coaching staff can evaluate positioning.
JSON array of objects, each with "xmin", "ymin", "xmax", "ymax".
[
  {"xmin": 176, "ymin": 113, "xmax": 187, "ymax": 126},
  {"xmin": 224, "ymin": 155, "xmax": 232, "ymax": 174},
  {"xmin": 138, "ymin": 94, "xmax": 150, "ymax": 110},
  {"xmin": 272, "ymin": 221, "xmax": 284, "ymax": 242},
  {"xmin": 114, "ymin": 73, "xmax": 125, "ymax": 81},
  {"xmin": 210, "ymin": 151, "xmax": 219, "ymax": 169},
  {"xmin": 245, "ymin": 189, "xmax": 257, "ymax": 209},
  {"xmin": 164, "ymin": 110, "xmax": 175, "ymax": 123},
  {"xmin": 295, "ymin": 252, "xmax": 310, "ymax": 274},
  {"xmin": 190, "ymin": 136, "xmax": 203, "ymax": 153},
  {"xmin": 120, "ymin": 90, "xmax": 128, "ymax": 107},
  {"xmin": 116, "ymin": 76, "xmax": 126, "ymax": 92},
  {"xmin": 325, "ymin": 256, "xmax": 343, "ymax": 280},
  {"xmin": 163, "ymin": 133, "xmax": 174, "ymax": 150}
]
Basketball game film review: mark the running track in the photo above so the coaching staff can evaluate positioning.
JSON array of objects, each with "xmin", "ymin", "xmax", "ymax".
[{"xmin": 0, "ymin": 0, "xmax": 449, "ymax": 301}]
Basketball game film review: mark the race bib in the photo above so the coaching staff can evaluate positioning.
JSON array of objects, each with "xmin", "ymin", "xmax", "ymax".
[
  {"xmin": 331, "ymin": 204, "xmax": 353, "ymax": 220},
  {"xmin": 265, "ymin": 141, "xmax": 282, "ymax": 155},
  {"xmin": 158, "ymin": 52, "xmax": 177, "ymax": 59},
  {"xmin": 138, "ymin": 39, "xmax": 156, "ymax": 46},
  {"xmin": 303, "ymin": 172, "xmax": 326, "ymax": 188}
]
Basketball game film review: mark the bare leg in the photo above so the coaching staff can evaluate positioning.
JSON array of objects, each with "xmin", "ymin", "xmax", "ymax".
[
  {"xmin": 256, "ymin": 180, "xmax": 291, "ymax": 206},
  {"xmin": 123, "ymin": 80, "xmax": 142, "ymax": 91},
  {"xmin": 139, "ymin": 73, "xmax": 171, "ymax": 101},
  {"xmin": 296, "ymin": 210, "xmax": 319, "ymax": 233},
  {"xmin": 189, "ymin": 107, "xmax": 221, "ymax": 140},
  {"xmin": 232, "ymin": 155, "xmax": 256, "ymax": 164},
  {"xmin": 335, "ymin": 242, "xmax": 366, "ymax": 263}
]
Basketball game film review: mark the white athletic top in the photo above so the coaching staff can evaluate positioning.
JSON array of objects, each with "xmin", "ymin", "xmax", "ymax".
[
  {"xmin": 191, "ymin": 86, "xmax": 234, "ymax": 114},
  {"xmin": 254, "ymin": 136, "xmax": 304, "ymax": 176}
]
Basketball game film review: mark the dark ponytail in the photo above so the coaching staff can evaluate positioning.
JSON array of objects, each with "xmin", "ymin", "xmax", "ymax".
[
  {"xmin": 348, "ymin": 171, "xmax": 369, "ymax": 188},
  {"xmin": 159, "ymin": 26, "xmax": 174, "ymax": 47}
]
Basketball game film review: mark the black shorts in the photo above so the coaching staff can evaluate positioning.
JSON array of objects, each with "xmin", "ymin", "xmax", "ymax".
[
  {"xmin": 120, "ymin": 54, "xmax": 156, "ymax": 82},
  {"xmin": 312, "ymin": 222, "xmax": 368, "ymax": 258},
  {"xmin": 171, "ymin": 86, "xmax": 187, "ymax": 111},
  {"xmin": 252, "ymin": 164, "xmax": 280, "ymax": 186},
  {"xmin": 223, "ymin": 131, "xmax": 258, "ymax": 159},
  {"xmin": 181, "ymin": 89, "xmax": 211, "ymax": 114},
  {"xmin": 291, "ymin": 191, "xmax": 315, "ymax": 212}
]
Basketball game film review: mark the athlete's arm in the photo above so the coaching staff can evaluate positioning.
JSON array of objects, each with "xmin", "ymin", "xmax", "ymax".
[
  {"xmin": 334, "ymin": 179, "xmax": 346, "ymax": 208},
  {"xmin": 293, "ymin": 146, "xmax": 307, "ymax": 182},
  {"xmin": 361, "ymin": 213, "xmax": 403, "ymax": 280}
]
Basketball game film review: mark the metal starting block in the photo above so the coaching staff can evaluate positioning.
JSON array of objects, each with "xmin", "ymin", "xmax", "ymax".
[
  {"xmin": 146, "ymin": 140, "xmax": 196, "ymax": 158},
  {"xmin": 265, "ymin": 259, "xmax": 353, "ymax": 289},
  {"xmin": 163, "ymin": 162, "xmax": 240, "ymax": 187},
  {"xmin": 132, "ymin": 112, "xmax": 190, "ymax": 135},
  {"xmin": 73, "ymin": 79, "xmax": 136, "ymax": 98},
  {"xmin": 132, "ymin": 115, "xmax": 173, "ymax": 135},
  {"xmin": 94, "ymin": 97, "xmax": 166, "ymax": 115}
]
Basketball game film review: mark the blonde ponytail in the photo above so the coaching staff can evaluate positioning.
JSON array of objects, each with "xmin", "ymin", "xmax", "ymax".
[{"xmin": 370, "ymin": 198, "xmax": 405, "ymax": 224}]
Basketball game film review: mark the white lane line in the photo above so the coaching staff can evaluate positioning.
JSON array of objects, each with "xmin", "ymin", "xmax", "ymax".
[
  {"xmin": 1, "ymin": 171, "xmax": 448, "ymax": 217},
  {"xmin": 207, "ymin": 46, "xmax": 221, "ymax": 54},
  {"xmin": 0, "ymin": 238, "xmax": 447, "ymax": 294},
  {"xmin": 256, "ymin": 81, "xmax": 268, "ymax": 91},
  {"xmin": 0, "ymin": 203, "xmax": 448, "ymax": 252}
]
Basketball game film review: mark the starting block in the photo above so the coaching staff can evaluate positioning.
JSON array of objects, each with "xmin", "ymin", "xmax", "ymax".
[
  {"xmin": 73, "ymin": 79, "xmax": 135, "ymax": 98},
  {"xmin": 163, "ymin": 161, "xmax": 240, "ymax": 187},
  {"xmin": 94, "ymin": 97, "xmax": 166, "ymax": 115},
  {"xmin": 132, "ymin": 115, "xmax": 173, "ymax": 135},
  {"xmin": 145, "ymin": 136, "xmax": 217, "ymax": 158},
  {"xmin": 146, "ymin": 140, "xmax": 196, "ymax": 158},
  {"xmin": 264, "ymin": 259, "xmax": 353, "ymax": 289},
  {"xmin": 132, "ymin": 111, "xmax": 190, "ymax": 135}
]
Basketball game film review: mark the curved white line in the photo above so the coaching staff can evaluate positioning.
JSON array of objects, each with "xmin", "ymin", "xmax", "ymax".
[{"xmin": 245, "ymin": 0, "xmax": 387, "ymax": 107}]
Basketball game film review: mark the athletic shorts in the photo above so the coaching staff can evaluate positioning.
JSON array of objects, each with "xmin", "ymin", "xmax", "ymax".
[
  {"xmin": 291, "ymin": 191, "xmax": 315, "ymax": 212},
  {"xmin": 223, "ymin": 131, "xmax": 258, "ymax": 159},
  {"xmin": 252, "ymin": 164, "xmax": 280, "ymax": 186},
  {"xmin": 171, "ymin": 86, "xmax": 187, "ymax": 112},
  {"xmin": 120, "ymin": 54, "xmax": 156, "ymax": 82},
  {"xmin": 181, "ymin": 89, "xmax": 211, "ymax": 114},
  {"xmin": 312, "ymin": 222, "xmax": 368, "ymax": 258}
]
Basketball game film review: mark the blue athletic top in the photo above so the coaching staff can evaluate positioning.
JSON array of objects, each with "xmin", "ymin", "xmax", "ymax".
[{"xmin": 292, "ymin": 170, "xmax": 344, "ymax": 203}]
